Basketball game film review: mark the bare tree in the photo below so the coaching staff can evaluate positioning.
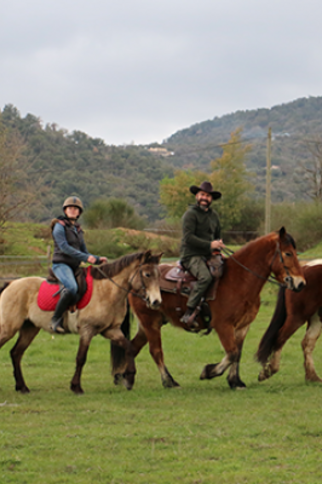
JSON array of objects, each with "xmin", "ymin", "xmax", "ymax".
[
  {"xmin": 0, "ymin": 119, "xmax": 34, "ymax": 239},
  {"xmin": 294, "ymin": 137, "xmax": 322, "ymax": 200}
]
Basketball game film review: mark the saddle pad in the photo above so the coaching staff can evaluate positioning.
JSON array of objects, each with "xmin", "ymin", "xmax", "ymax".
[{"xmin": 37, "ymin": 266, "xmax": 93, "ymax": 311}]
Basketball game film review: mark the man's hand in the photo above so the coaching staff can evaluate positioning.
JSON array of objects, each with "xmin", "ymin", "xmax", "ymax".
[{"xmin": 210, "ymin": 239, "xmax": 225, "ymax": 251}]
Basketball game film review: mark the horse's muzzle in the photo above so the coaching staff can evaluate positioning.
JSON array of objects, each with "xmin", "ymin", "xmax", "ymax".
[
  {"xmin": 146, "ymin": 297, "xmax": 162, "ymax": 310},
  {"xmin": 284, "ymin": 276, "xmax": 306, "ymax": 292}
]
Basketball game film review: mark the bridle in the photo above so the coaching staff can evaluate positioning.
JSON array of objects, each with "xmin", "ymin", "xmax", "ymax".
[
  {"xmin": 222, "ymin": 241, "xmax": 291, "ymax": 287},
  {"xmin": 95, "ymin": 262, "xmax": 150, "ymax": 302}
]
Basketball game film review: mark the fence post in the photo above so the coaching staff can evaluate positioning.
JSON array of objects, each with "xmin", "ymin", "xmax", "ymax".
[{"xmin": 47, "ymin": 245, "xmax": 51, "ymax": 269}]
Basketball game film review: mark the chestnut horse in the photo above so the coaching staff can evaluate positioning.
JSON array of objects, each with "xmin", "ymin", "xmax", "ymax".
[
  {"xmin": 257, "ymin": 260, "xmax": 322, "ymax": 383},
  {"xmin": 112, "ymin": 228, "xmax": 305, "ymax": 390},
  {"xmin": 0, "ymin": 250, "xmax": 162, "ymax": 394}
]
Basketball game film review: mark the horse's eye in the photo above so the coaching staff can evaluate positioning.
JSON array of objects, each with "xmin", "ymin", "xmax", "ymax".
[
  {"xmin": 144, "ymin": 272, "xmax": 151, "ymax": 278},
  {"xmin": 285, "ymin": 252, "xmax": 292, "ymax": 257}
]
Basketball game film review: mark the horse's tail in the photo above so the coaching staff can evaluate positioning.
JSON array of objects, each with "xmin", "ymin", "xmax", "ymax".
[
  {"xmin": 256, "ymin": 286, "xmax": 287, "ymax": 364},
  {"xmin": 110, "ymin": 300, "xmax": 132, "ymax": 375}
]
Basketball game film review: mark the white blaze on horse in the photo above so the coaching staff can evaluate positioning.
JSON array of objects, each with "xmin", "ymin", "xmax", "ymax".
[{"xmin": 0, "ymin": 250, "xmax": 162, "ymax": 394}]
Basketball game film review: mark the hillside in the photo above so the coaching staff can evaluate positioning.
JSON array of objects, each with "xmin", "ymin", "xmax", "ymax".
[
  {"xmin": 2, "ymin": 96, "xmax": 322, "ymax": 223},
  {"xmin": 163, "ymin": 96, "xmax": 322, "ymax": 202}
]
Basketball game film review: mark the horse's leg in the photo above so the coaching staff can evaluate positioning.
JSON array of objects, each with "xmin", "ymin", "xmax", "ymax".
[
  {"xmin": 102, "ymin": 327, "xmax": 136, "ymax": 390},
  {"xmin": 10, "ymin": 320, "xmax": 40, "ymax": 393},
  {"xmin": 226, "ymin": 325, "xmax": 250, "ymax": 389},
  {"xmin": 136, "ymin": 316, "xmax": 180, "ymax": 388},
  {"xmin": 301, "ymin": 312, "xmax": 322, "ymax": 383},
  {"xmin": 200, "ymin": 323, "xmax": 239, "ymax": 383},
  {"xmin": 258, "ymin": 315, "xmax": 304, "ymax": 381},
  {"xmin": 70, "ymin": 332, "xmax": 94, "ymax": 394}
]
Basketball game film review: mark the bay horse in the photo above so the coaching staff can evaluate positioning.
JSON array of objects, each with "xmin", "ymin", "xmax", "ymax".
[
  {"xmin": 0, "ymin": 250, "xmax": 162, "ymax": 394},
  {"xmin": 257, "ymin": 259, "xmax": 322, "ymax": 383},
  {"xmin": 112, "ymin": 228, "xmax": 305, "ymax": 390}
]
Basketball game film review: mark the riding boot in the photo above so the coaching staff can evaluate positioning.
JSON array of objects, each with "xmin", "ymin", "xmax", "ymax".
[
  {"xmin": 50, "ymin": 288, "xmax": 75, "ymax": 334},
  {"xmin": 180, "ymin": 307, "xmax": 195, "ymax": 325}
]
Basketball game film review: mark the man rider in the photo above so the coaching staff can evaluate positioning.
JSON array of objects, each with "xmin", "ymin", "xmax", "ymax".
[
  {"xmin": 180, "ymin": 181, "xmax": 225, "ymax": 326},
  {"xmin": 50, "ymin": 196, "xmax": 107, "ymax": 334}
]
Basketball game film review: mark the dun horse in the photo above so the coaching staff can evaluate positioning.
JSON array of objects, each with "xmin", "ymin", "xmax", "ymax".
[
  {"xmin": 0, "ymin": 250, "xmax": 162, "ymax": 394},
  {"xmin": 257, "ymin": 260, "xmax": 322, "ymax": 383},
  {"xmin": 112, "ymin": 228, "xmax": 305, "ymax": 389}
]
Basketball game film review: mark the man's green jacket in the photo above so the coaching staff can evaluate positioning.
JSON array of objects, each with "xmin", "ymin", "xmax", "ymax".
[{"xmin": 180, "ymin": 204, "xmax": 221, "ymax": 263}]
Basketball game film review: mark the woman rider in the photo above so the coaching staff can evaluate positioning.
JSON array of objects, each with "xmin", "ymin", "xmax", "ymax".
[{"xmin": 50, "ymin": 196, "xmax": 107, "ymax": 334}]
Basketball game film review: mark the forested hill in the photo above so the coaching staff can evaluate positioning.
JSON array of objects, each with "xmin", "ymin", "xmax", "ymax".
[
  {"xmin": 2, "ymin": 96, "xmax": 322, "ymax": 223},
  {"xmin": 1, "ymin": 105, "xmax": 174, "ymax": 223},
  {"xmin": 163, "ymin": 96, "xmax": 322, "ymax": 202}
]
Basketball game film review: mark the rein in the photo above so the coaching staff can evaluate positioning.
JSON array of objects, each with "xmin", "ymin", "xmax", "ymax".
[
  {"xmin": 222, "ymin": 243, "xmax": 288, "ymax": 287},
  {"xmin": 95, "ymin": 263, "xmax": 148, "ymax": 301}
]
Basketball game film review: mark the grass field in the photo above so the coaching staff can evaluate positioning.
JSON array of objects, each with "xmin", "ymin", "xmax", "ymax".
[{"xmin": 1, "ymin": 284, "xmax": 322, "ymax": 483}]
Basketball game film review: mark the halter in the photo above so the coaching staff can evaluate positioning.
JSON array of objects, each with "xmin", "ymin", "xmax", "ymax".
[
  {"xmin": 222, "ymin": 241, "xmax": 290, "ymax": 287},
  {"xmin": 95, "ymin": 262, "xmax": 149, "ymax": 301}
]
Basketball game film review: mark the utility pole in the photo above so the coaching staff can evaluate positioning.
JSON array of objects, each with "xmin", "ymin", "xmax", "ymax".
[{"xmin": 265, "ymin": 127, "xmax": 272, "ymax": 234}]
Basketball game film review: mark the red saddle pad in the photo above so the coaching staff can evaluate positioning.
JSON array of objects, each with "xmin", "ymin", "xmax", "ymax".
[{"xmin": 37, "ymin": 266, "xmax": 93, "ymax": 311}]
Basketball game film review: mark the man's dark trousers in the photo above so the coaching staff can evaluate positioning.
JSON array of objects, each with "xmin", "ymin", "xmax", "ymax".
[{"xmin": 183, "ymin": 256, "xmax": 213, "ymax": 309}]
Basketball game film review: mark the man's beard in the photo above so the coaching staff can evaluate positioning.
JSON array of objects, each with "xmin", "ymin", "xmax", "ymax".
[{"xmin": 198, "ymin": 200, "xmax": 211, "ymax": 210}]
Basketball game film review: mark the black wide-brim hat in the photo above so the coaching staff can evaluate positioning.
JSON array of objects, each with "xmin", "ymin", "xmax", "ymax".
[{"xmin": 190, "ymin": 181, "xmax": 222, "ymax": 200}]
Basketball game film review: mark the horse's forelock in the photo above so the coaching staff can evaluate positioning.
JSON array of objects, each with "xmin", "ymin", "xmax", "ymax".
[
  {"xmin": 280, "ymin": 231, "xmax": 296, "ymax": 250},
  {"xmin": 92, "ymin": 251, "xmax": 146, "ymax": 280}
]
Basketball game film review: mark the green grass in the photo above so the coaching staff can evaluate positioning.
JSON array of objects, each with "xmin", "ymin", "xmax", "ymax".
[{"xmin": 1, "ymin": 284, "xmax": 322, "ymax": 483}]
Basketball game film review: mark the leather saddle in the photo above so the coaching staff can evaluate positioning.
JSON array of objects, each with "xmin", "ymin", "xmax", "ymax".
[{"xmin": 160, "ymin": 254, "xmax": 224, "ymax": 301}]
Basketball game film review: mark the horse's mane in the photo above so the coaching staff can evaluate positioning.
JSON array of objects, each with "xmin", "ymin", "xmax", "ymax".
[
  {"xmin": 230, "ymin": 230, "xmax": 296, "ymax": 259},
  {"xmin": 91, "ymin": 251, "xmax": 147, "ymax": 280}
]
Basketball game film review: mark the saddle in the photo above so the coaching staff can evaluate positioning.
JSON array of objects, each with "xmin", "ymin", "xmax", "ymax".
[{"xmin": 160, "ymin": 253, "xmax": 224, "ymax": 301}]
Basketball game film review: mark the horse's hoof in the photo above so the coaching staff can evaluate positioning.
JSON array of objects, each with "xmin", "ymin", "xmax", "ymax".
[
  {"xmin": 123, "ymin": 379, "xmax": 134, "ymax": 391},
  {"xmin": 70, "ymin": 384, "xmax": 84, "ymax": 395},
  {"xmin": 200, "ymin": 363, "xmax": 218, "ymax": 380},
  {"xmin": 16, "ymin": 386, "xmax": 30, "ymax": 394},
  {"xmin": 113, "ymin": 373, "xmax": 123, "ymax": 386},
  {"xmin": 162, "ymin": 378, "xmax": 180, "ymax": 388}
]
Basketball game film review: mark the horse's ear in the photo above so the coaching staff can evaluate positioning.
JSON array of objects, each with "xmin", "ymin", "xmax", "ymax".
[
  {"xmin": 143, "ymin": 249, "xmax": 152, "ymax": 262},
  {"xmin": 155, "ymin": 252, "xmax": 163, "ymax": 263},
  {"xmin": 278, "ymin": 227, "xmax": 286, "ymax": 238}
]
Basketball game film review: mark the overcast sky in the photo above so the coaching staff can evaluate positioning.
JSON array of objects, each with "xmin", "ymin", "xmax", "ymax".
[{"xmin": 1, "ymin": 0, "xmax": 321, "ymax": 145}]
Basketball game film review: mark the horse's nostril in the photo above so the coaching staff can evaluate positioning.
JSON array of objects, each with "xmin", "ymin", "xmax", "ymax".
[{"xmin": 296, "ymin": 282, "xmax": 305, "ymax": 293}]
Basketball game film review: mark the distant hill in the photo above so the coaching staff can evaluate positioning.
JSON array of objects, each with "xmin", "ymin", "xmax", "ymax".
[
  {"xmin": 163, "ymin": 96, "xmax": 322, "ymax": 202},
  {"xmin": 2, "ymin": 96, "xmax": 322, "ymax": 224}
]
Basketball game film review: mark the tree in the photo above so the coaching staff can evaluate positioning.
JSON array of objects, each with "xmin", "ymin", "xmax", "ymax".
[
  {"xmin": 294, "ymin": 137, "xmax": 322, "ymax": 201},
  {"xmin": 0, "ymin": 116, "xmax": 34, "ymax": 239},
  {"xmin": 159, "ymin": 170, "xmax": 206, "ymax": 219},
  {"xmin": 83, "ymin": 198, "xmax": 146, "ymax": 230},
  {"xmin": 159, "ymin": 128, "xmax": 254, "ymax": 231},
  {"xmin": 208, "ymin": 128, "xmax": 254, "ymax": 230}
]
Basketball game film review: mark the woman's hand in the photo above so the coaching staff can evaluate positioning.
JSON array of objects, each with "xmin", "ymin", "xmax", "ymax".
[{"xmin": 87, "ymin": 255, "xmax": 97, "ymax": 264}]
